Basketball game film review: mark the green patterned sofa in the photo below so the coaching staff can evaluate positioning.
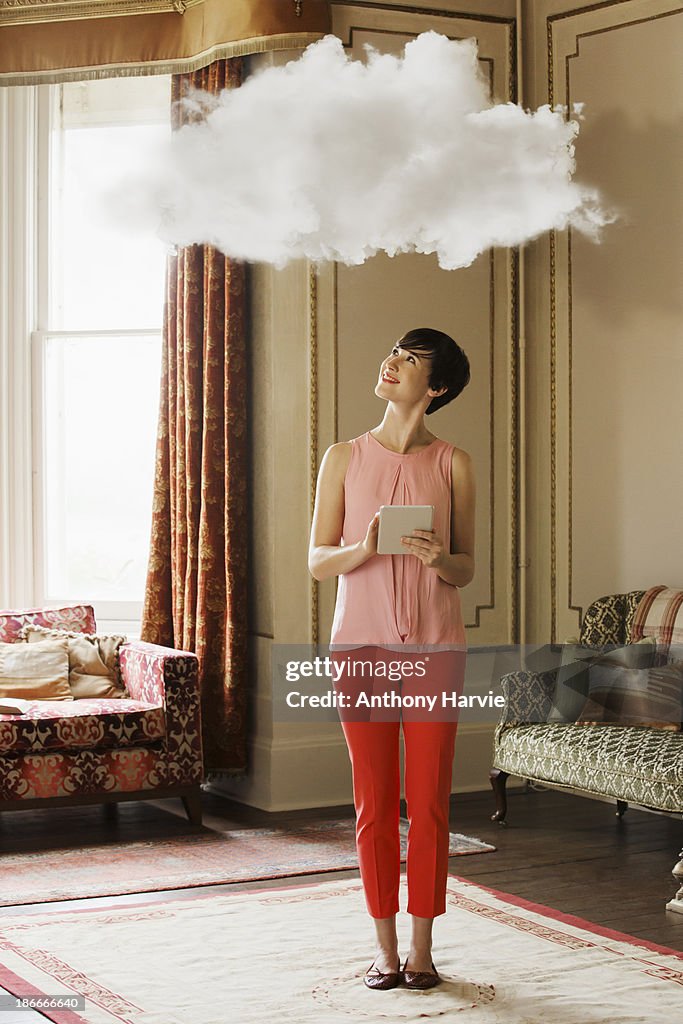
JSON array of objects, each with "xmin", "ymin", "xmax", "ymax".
[{"xmin": 489, "ymin": 590, "xmax": 683, "ymax": 910}]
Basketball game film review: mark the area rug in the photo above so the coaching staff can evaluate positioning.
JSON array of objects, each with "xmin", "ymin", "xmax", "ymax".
[
  {"xmin": 0, "ymin": 875, "xmax": 680, "ymax": 1024},
  {"xmin": 0, "ymin": 819, "xmax": 494, "ymax": 907}
]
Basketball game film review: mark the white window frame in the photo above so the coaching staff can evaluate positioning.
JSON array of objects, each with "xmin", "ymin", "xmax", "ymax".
[
  {"xmin": 0, "ymin": 84, "xmax": 41, "ymax": 612},
  {"xmin": 0, "ymin": 82, "xmax": 165, "ymax": 637}
]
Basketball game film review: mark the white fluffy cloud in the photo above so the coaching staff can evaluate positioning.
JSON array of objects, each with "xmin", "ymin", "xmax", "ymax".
[{"xmin": 111, "ymin": 32, "xmax": 614, "ymax": 269}]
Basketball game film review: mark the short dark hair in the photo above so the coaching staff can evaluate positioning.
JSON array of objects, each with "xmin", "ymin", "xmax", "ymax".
[{"xmin": 397, "ymin": 328, "xmax": 471, "ymax": 415}]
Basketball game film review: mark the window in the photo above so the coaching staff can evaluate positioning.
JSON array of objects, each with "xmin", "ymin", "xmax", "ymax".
[{"xmin": 33, "ymin": 76, "xmax": 171, "ymax": 633}]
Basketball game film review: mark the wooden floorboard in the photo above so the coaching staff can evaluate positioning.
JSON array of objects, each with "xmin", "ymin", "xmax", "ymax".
[{"xmin": 0, "ymin": 786, "xmax": 681, "ymax": 952}]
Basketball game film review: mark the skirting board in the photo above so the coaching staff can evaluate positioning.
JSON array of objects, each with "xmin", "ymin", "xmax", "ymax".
[{"xmin": 204, "ymin": 724, "xmax": 524, "ymax": 812}]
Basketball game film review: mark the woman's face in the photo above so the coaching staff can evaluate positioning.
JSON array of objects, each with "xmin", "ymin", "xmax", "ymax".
[{"xmin": 375, "ymin": 344, "xmax": 435, "ymax": 406}]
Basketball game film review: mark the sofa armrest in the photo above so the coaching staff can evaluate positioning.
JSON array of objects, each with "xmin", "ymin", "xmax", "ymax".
[
  {"xmin": 119, "ymin": 641, "xmax": 197, "ymax": 705},
  {"xmin": 119, "ymin": 641, "xmax": 203, "ymax": 782},
  {"xmin": 495, "ymin": 668, "xmax": 559, "ymax": 737}
]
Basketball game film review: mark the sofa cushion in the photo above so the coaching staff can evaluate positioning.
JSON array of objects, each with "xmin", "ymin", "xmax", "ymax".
[
  {"xmin": 0, "ymin": 638, "xmax": 72, "ymax": 702},
  {"xmin": 547, "ymin": 636, "xmax": 593, "ymax": 723},
  {"xmin": 549, "ymin": 636, "xmax": 656, "ymax": 724},
  {"xmin": 494, "ymin": 722, "xmax": 683, "ymax": 813},
  {"xmin": 0, "ymin": 698, "xmax": 166, "ymax": 754},
  {"xmin": 579, "ymin": 592, "xmax": 640, "ymax": 648},
  {"xmin": 0, "ymin": 605, "xmax": 96, "ymax": 644},
  {"xmin": 22, "ymin": 625, "xmax": 128, "ymax": 699},
  {"xmin": 631, "ymin": 586, "xmax": 683, "ymax": 652},
  {"xmin": 577, "ymin": 660, "xmax": 683, "ymax": 731}
]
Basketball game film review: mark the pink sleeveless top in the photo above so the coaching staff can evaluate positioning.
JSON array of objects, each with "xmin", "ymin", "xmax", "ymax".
[{"xmin": 330, "ymin": 431, "xmax": 467, "ymax": 649}]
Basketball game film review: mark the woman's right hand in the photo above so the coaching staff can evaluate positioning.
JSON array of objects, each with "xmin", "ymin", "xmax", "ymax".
[{"xmin": 360, "ymin": 510, "xmax": 380, "ymax": 559}]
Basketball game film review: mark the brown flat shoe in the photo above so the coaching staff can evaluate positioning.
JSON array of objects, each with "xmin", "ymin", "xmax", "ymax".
[
  {"xmin": 364, "ymin": 955, "xmax": 401, "ymax": 990},
  {"xmin": 402, "ymin": 959, "xmax": 441, "ymax": 990}
]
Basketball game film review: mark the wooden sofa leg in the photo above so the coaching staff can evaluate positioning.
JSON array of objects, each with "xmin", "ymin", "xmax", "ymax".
[
  {"xmin": 616, "ymin": 800, "xmax": 628, "ymax": 818},
  {"xmin": 181, "ymin": 789, "xmax": 203, "ymax": 827},
  {"xmin": 489, "ymin": 769, "xmax": 509, "ymax": 826},
  {"xmin": 666, "ymin": 848, "xmax": 683, "ymax": 914}
]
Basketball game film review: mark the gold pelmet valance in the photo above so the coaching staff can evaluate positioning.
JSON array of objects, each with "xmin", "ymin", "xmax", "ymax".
[{"xmin": 0, "ymin": 0, "xmax": 331, "ymax": 85}]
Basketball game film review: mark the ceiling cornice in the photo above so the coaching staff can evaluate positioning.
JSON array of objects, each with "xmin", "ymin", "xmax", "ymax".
[{"xmin": 0, "ymin": 0, "xmax": 204, "ymax": 26}]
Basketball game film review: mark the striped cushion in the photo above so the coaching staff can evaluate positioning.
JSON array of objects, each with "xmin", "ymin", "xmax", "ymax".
[
  {"xmin": 631, "ymin": 586, "xmax": 683, "ymax": 654},
  {"xmin": 577, "ymin": 659, "xmax": 683, "ymax": 731}
]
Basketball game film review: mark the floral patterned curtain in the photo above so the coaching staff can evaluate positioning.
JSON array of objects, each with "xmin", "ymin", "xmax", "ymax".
[{"xmin": 141, "ymin": 59, "xmax": 249, "ymax": 778}]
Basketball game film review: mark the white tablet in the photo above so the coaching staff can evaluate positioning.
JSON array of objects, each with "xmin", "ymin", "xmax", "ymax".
[{"xmin": 377, "ymin": 505, "xmax": 434, "ymax": 555}]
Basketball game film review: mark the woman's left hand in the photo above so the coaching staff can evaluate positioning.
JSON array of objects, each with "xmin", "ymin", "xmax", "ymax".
[{"xmin": 400, "ymin": 529, "xmax": 446, "ymax": 569}]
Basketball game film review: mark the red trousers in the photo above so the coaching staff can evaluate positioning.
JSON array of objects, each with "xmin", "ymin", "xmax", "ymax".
[{"xmin": 334, "ymin": 647, "xmax": 464, "ymax": 919}]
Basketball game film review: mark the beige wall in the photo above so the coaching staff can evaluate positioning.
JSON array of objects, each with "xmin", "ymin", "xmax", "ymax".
[
  {"xmin": 211, "ymin": 0, "xmax": 683, "ymax": 810},
  {"xmin": 522, "ymin": 0, "xmax": 683, "ymax": 644}
]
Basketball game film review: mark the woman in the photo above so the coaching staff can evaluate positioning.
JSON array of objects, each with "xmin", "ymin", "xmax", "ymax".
[{"xmin": 308, "ymin": 327, "xmax": 475, "ymax": 990}]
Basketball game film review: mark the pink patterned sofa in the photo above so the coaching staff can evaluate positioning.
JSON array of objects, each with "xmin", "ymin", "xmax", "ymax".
[{"xmin": 0, "ymin": 605, "xmax": 204, "ymax": 825}]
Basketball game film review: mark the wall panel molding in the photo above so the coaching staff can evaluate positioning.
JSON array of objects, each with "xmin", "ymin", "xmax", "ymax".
[
  {"xmin": 541, "ymin": 0, "xmax": 682, "ymax": 640},
  {"xmin": 320, "ymin": 2, "xmax": 520, "ymax": 647}
]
